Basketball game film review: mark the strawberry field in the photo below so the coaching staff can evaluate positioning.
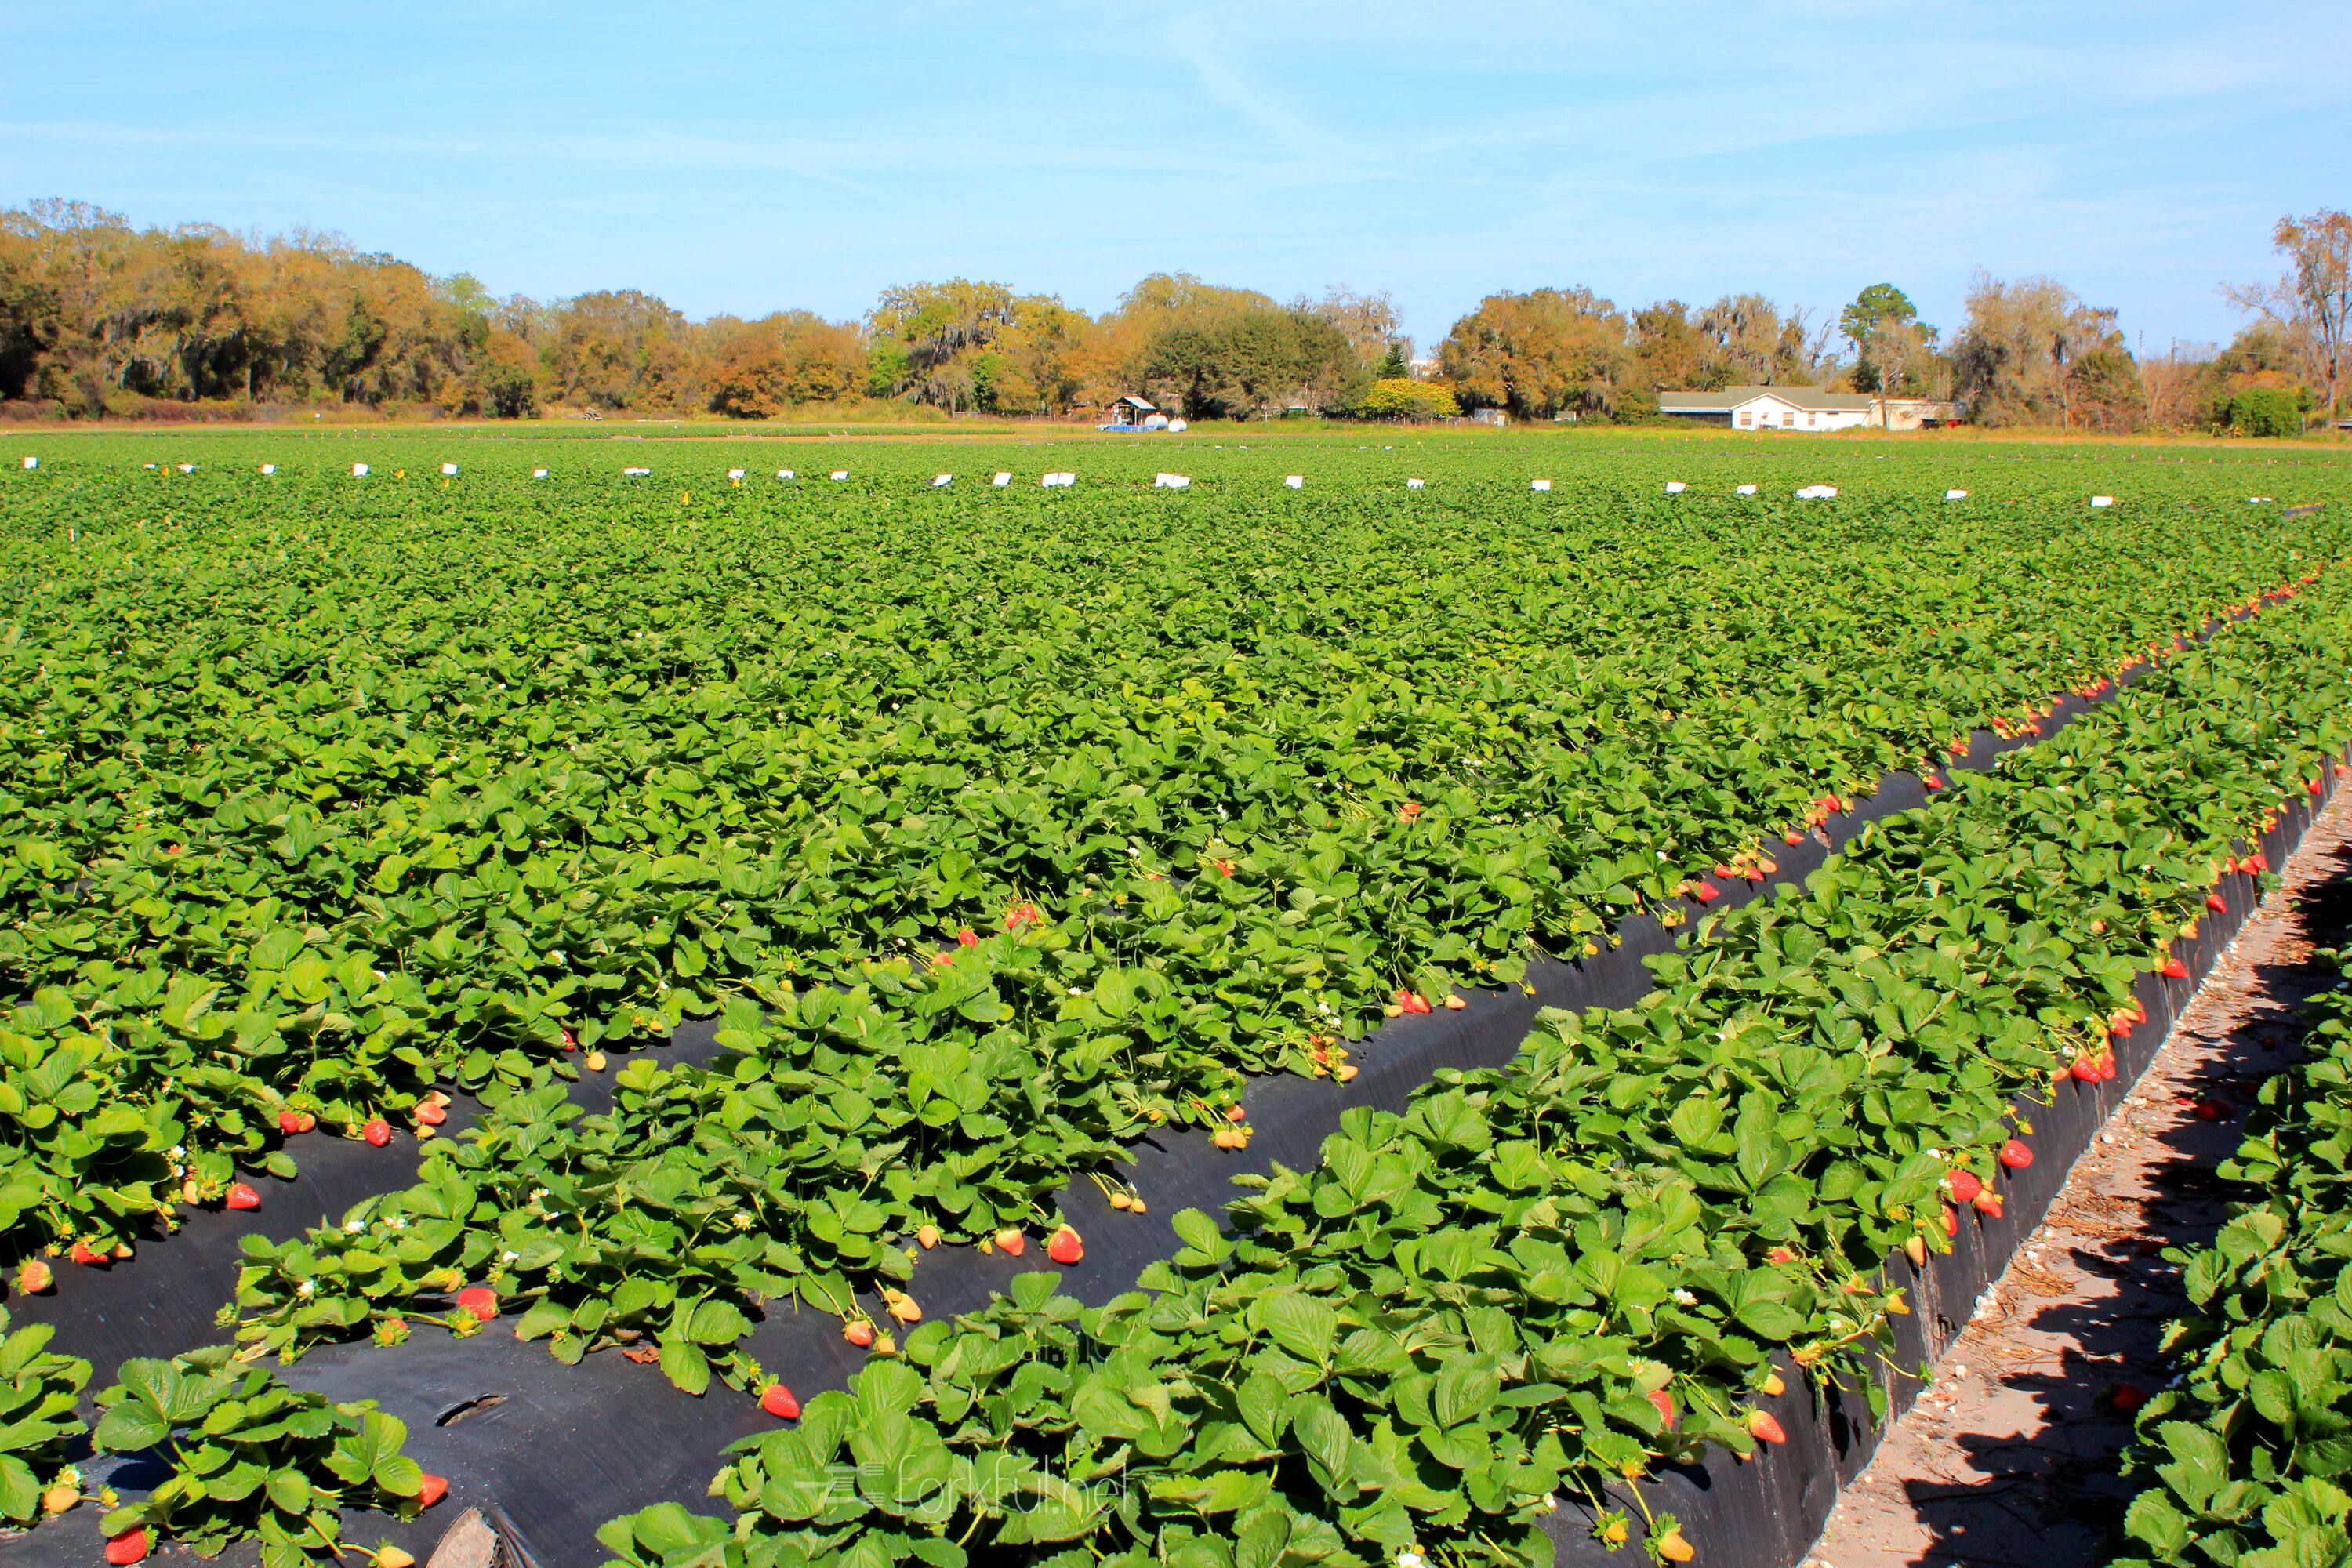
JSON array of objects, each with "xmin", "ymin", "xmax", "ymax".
[{"xmin": 2, "ymin": 433, "xmax": 2350, "ymax": 1567}]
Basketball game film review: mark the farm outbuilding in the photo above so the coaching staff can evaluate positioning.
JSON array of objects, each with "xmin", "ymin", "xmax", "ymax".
[{"xmin": 1103, "ymin": 394, "xmax": 1163, "ymax": 429}]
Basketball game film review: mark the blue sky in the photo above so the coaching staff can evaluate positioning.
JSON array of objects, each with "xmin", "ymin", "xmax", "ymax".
[{"xmin": 4, "ymin": 1, "xmax": 2346, "ymax": 353}]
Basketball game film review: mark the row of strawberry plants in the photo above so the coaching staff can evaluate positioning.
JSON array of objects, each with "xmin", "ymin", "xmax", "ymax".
[
  {"xmin": 2, "ymin": 466, "xmax": 2337, "ymax": 1271},
  {"xmin": 2111, "ymin": 949, "xmax": 2352, "ymax": 1565},
  {"xmin": 582, "ymin": 569, "xmax": 2352, "ymax": 1568}
]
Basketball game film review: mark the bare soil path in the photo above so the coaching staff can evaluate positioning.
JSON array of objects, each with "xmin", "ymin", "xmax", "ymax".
[{"xmin": 1804, "ymin": 788, "xmax": 2352, "ymax": 1568}]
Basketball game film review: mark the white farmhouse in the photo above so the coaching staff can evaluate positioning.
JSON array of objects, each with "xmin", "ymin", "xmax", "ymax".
[{"xmin": 1659, "ymin": 386, "xmax": 1958, "ymax": 432}]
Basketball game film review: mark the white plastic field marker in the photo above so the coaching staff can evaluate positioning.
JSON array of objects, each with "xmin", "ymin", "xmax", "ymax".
[
  {"xmin": 1795, "ymin": 485, "xmax": 1838, "ymax": 499},
  {"xmin": 991, "ymin": 472, "xmax": 1011, "ymax": 487},
  {"xmin": 352, "ymin": 463, "xmax": 370, "ymax": 477},
  {"xmin": 776, "ymin": 470, "xmax": 794, "ymax": 481},
  {"xmin": 1664, "ymin": 481, "xmax": 1686, "ymax": 494},
  {"xmin": 19, "ymin": 456, "xmax": 36, "ymax": 470},
  {"xmin": 1736, "ymin": 484, "xmax": 1758, "ymax": 496},
  {"xmin": 1153, "ymin": 473, "xmax": 1191, "ymax": 489},
  {"xmin": 533, "ymin": 468, "xmax": 549, "ymax": 480},
  {"xmin": 441, "ymin": 463, "xmax": 459, "ymax": 477},
  {"xmin": 2090, "ymin": 495, "xmax": 2114, "ymax": 508},
  {"xmin": 1946, "ymin": 488, "xmax": 1968, "ymax": 500},
  {"xmin": 1283, "ymin": 475, "xmax": 1303, "ymax": 489},
  {"xmin": 727, "ymin": 468, "xmax": 746, "ymax": 481},
  {"xmin": 177, "ymin": 463, "xmax": 194, "ymax": 474},
  {"xmin": 830, "ymin": 470, "xmax": 849, "ymax": 481},
  {"xmin": 1530, "ymin": 478, "xmax": 1552, "ymax": 492},
  {"xmin": 624, "ymin": 466, "xmax": 652, "ymax": 477},
  {"xmin": 260, "ymin": 463, "xmax": 276, "ymax": 475},
  {"xmin": 1406, "ymin": 477, "xmax": 1425, "ymax": 490},
  {"xmin": 931, "ymin": 474, "xmax": 952, "ymax": 488},
  {"xmin": 1042, "ymin": 472, "xmax": 1076, "ymax": 488}
]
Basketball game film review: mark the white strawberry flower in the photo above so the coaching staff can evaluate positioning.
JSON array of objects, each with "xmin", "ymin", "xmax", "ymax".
[
  {"xmin": 345, "ymin": 1218, "xmax": 366, "ymax": 1233},
  {"xmin": 1671, "ymin": 1287, "xmax": 1698, "ymax": 1305},
  {"xmin": 296, "ymin": 1279, "xmax": 316, "ymax": 1298},
  {"xmin": 1398, "ymin": 1553, "xmax": 1425, "ymax": 1568}
]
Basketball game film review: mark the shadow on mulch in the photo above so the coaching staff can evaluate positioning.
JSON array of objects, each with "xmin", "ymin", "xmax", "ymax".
[{"xmin": 1888, "ymin": 840, "xmax": 2352, "ymax": 1568}]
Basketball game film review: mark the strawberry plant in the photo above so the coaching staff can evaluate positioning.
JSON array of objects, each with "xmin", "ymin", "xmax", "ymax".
[
  {"xmin": 93, "ymin": 1345, "xmax": 437, "ymax": 1566},
  {"xmin": 2111, "ymin": 938, "xmax": 2352, "ymax": 1568},
  {"xmin": 0, "ymin": 1305, "xmax": 91, "ymax": 1523}
]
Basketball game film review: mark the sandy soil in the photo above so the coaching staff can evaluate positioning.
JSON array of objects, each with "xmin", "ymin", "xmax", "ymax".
[{"xmin": 1804, "ymin": 789, "xmax": 2352, "ymax": 1568}]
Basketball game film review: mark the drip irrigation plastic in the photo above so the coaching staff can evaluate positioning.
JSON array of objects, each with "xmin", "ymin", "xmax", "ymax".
[{"xmin": 5, "ymin": 592, "xmax": 2324, "ymax": 1566}]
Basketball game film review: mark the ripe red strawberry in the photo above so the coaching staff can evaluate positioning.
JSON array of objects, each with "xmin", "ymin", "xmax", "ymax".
[
  {"xmin": 2310, "ymin": 778, "xmax": 2325, "ymax": 796},
  {"xmin": 956, "ymin": 928, "xmax": 979, "ymax": 946},
  {"xmin": 278, "ymin": 1109, "xmax": 304, "ymax": 1135},
  {"xmin": 2098, "ymin": 1054, "xmax": 2118, "ymax": 1081},
  {"xmin": 1225, "ymin": 1104, "xmax": 1247, "ymax": 1123},
  {"xmin": 2111, "ymin": 1383, "xmax": 2147, "ymax": 1413},
  {"xmin": 1004, "ymin": 902, "xmax": 1040, "ymax": 930},
  {"xmin": 1766, "ymin": 1247, "xmax": 1795, "ymax": 1263},
  {"xmin": 1946, "ymin": 1171, "xmax": 1982, "ymax": 1203},
  {"xmin": 1648, "ymin": 1388, "xmax": 1677, "ymax": 1428},
  {"xmin": 1941, "ymin": 1206, "xmax": 1958, "ymax": 1237},
  {"xmin": 1784, "ymin": 829, "xmax": 1805, "ymax": 845},
  {"xmin": 2071, "ymin": 1058, "xmax": 2102, "ymax": 1083},
  {"xmin": 560, "ymin": 1028, "xmax": 577, "ymax": 1051},
  {"xmin": 456, "ymin": 1286, "xmax": 498, "ymax": 1321},
  {"xmin": 1398, "ymin": 801, "xmax": 1422, "ymax": 823},
  {"xmin": 1692, "ymin": 884, "xmax": 1719, "ymax": 903},
  {"xmin": 2205, "ymin": 893, "xmax": 2228, "ymax": 913},
  {"xmin": 417, "ymin": 1474, "xmax": 449, "ymax": 1508},
  {"xmin": 363, "ymin": 1117, "xmax": 393, "ymax": 1147},
  {"xmin": 1047, "ymin": 1225, "xmax": 1083, "ymax": 1265},
  {"xmin": 2162, "ymin": 958, "xmax": 2188, "ymax": 980},
  {"xmin": 994, "ymin": 1229, "xmax": 1026, "ymax": 1257},
  {"xmin": 1712, "ymin": 865, "xmax": 1736, "ymax": 879},
  {"xmin": 760, "ymin": 1383, "xmax": 800, "ymax": 1421},
  {"xmin": 227, "ymin": 1182, "xmax": 261, "ymax": 1211},
  {"xmin": 2250, "ymin": 852, "xmax": 2270, "ymax": 872},
  {"xmin": 2194, "ymin": 1099, "xmax": 2227, "ymax": 1121},
  {"xmin": 68, "ymin": 1241, "xmax": 103, "ymax": 1266},
  {"xmin": 104, "ymin": 1527, "xmax": 149, "ymax": 1565},
  {"xmin": 1924, "ymin": 774, "xmax": 1944, "ymax": 790},
  {"xmin": 1747, "ymin": 1410, "xmax": 1787, "ymax": 1443},
  {"xmin": 844, "ymin": 1319, "xmax": 876, "ymax": 1347},
  {"xmin": 1973, "ymin": 1190, "xmax": 2004, "ymax": 1218}
]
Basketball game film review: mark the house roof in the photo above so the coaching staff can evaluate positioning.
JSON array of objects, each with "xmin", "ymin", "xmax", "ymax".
[
  {"xmin": 1659, "ymin": 386, "xmax": 1878, "ymax": 414},
  {"xmin": 1111, "ymin": 394, "xmax": 1157, "ymax": 410}
]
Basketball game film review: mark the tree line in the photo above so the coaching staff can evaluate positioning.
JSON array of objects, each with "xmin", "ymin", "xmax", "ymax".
[{"xmin": 2, "ymin": 198, "xmax": 2343, "ymax": 433}]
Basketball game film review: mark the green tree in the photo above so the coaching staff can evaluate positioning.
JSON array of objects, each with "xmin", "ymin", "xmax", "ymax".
[
  {"xmin": 1840, "ymin": 283, "xmax": 1925, "ymax": 396},
  {"xmin": 2227, "ymin": 385, "xmax": 2307, "ymax": 438}
]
